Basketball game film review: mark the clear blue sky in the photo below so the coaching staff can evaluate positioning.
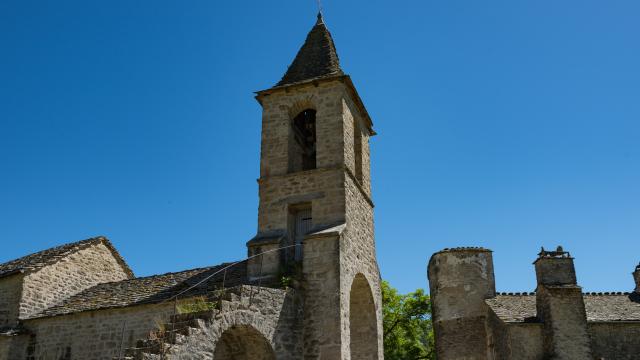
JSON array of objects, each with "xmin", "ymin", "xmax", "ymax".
[{"xmin": 1, "ymin": 1, "xmax": 639, "ymax": 294}]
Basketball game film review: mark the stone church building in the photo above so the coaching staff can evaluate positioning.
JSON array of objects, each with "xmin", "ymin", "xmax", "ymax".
[
  {"xmin": 428, "ymin": 246, "xmax": 640, "ymax": 359},
  {"xmin": 0, "ymin": 13, "xmax": 383, "ymax": 359}
]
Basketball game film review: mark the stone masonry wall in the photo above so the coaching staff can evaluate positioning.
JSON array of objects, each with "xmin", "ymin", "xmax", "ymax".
[
  {"xmin": 536, "ymin": 286, "xmax": 593, "ymax": 359},
  {"xmin": 427, "ymin": 249, "xmax": 495, "ymax": 360},
  {"xmin": 341, "ymin": 94, "xmax": 371, "ymax": 198},
  {"xmin": 20, "ymin": 243, "xmax": 131, "ymax": 320},
  {"xmin": 20, "ymin": 303, "xmax": 173, "ymax": 360},
  {"xmin": 302, "ymin": 234, "xmax": 343, "ymax": 359},
  {"xmin": 507, "ymin": 323, "xmax": 544, "ymax": 359},
  {"xmin": 589, "ymin": 322, "xmax": 640, "ymax": 360},
  {"xmin": 0, "ymin": 273, "xmax": 24, "ymax": 327},
  {"xmin": 486, "ymin": 311, "xmax": 510, "ymax": 360},
  {"xmin": 0, "ymin": 336, "xmax": 11, "ymax": 360},
  {"xmin": 340, "ymin": 175, "xmax": 383, "ymax": 359},
  {"xmin": 257, "ymin": 167, "xmax": 346, "ymax": 232},
  {"xmin": 168, "ymin": 286, "xmax": 302, "ymax": 359},
  {"xmin": 258, "ymin": 79, "xmax": 348, "ymax": 179}
]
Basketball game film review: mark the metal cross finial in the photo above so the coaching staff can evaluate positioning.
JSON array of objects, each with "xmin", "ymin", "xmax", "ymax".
[{"xmin": 316, "ymin": 0, "xmax": 323, "ymax": 16}]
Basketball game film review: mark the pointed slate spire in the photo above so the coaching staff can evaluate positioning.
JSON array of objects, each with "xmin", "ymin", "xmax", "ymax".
[{"xmin": 276, "ymin": 13, "xmax": 344, "ymax": 86}]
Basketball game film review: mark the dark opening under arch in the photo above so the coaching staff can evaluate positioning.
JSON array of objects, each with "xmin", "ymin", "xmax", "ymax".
[
  {"xmin": 213, "ymin": 325, "xmax": 275, "ymax": 360},
  {"xmin": 350, "ymin": 273, "xmax": 379, "ymax": 359},
  {"xmin": 289, "ymin": 109, "xmax": 317, "ymax": 172}
]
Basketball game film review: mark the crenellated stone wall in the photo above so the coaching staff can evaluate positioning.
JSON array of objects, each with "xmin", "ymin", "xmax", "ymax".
[{"xmin": 429, "ymin": 247, "xmax": 640, "ymax": 360}]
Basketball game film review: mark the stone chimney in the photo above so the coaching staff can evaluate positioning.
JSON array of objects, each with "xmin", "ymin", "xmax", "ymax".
[
  {"xmin": 428, "ymin": 247, "xmax": 495, "ymax": 360},
  {"xmin": 534, "ymin": 246, "xmax": 593, "ymax": 359},
  {"xmin": 634, "ymin": 262, "xmax": 640, "ymax": 293}
]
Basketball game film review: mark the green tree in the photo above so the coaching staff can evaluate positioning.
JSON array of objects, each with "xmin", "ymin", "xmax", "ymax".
[{"xmin": 382, "ymin": 280, "xmax": 435, "ymax": 360}]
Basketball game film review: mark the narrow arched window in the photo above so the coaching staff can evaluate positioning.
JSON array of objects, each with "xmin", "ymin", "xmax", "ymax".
[
  {"xmin": 353, "ymin": 117, "xmax": 363, "ymax": 183},
  {"xmin": 289, "ymin": 109, "xmax": 317, "ymax": 172}
]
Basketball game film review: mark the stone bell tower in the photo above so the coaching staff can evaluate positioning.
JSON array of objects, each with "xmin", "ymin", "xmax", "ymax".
[{"xmin": 247, "ymin": 13, "xmax": 383, "ymax": 359}]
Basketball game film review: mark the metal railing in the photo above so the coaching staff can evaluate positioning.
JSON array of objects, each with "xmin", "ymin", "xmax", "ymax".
[{"xmin": 116, "ymin": 243, "xmax": 300, "ymax": 360}]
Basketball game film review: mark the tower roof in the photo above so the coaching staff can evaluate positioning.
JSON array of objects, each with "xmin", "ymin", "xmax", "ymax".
[{"xmin": 276, "ymin": 13, "xmax": 344, "ymax": 87}]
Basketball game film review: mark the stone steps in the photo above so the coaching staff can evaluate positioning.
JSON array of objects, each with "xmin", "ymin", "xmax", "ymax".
[{"xmin": 114, "ymin": 289, "xmax": 246, "ymax": 360}]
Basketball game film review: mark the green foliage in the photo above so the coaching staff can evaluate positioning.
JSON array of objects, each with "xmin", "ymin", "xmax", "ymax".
[
  {"xmin": 382, "ymin": 280, "xmax": 435, "ymax": 360},
  {"xmin": 176, "ymin": 296, "xmax": 216, "ymax": 314},
  {"xmin": 280, "ymin": 275, "xmax": 293, "ymax": 288},
  {"xmin": 278, "ymin": 260, "xmax": 302, "ymax": 288}
]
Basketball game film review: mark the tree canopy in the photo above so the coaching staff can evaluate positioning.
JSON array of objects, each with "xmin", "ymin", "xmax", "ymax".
[{"xmin": 382, "ymin": 281, "xmax": 435, "ymax": 360}]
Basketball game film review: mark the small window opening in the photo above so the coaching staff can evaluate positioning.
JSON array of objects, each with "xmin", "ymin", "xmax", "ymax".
[
  {"xmin": 354, "ymin": 118, "xmax": 363, "ymax": 183},
  {"xmin": 288, "ymin": 205, "xmax": 312, "ymax": 262},
  {"xmin": 289, "ymin": 109, "xmax": 317, "ymax": 172}
]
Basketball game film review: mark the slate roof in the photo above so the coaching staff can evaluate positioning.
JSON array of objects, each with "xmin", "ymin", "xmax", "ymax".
[
  {"xmin": 485, "ymin": 293, "xmax": 537, "ymax": 323},
  {"xmin": 486, "ymin": 292, "xmax": 640, "ymax": 323},
  {"xmin": 583, "ymin": 292, "xmax": 640, "ymax": 321},
  {"xmin": 276, "ymin": 13, "xmax": 344, "ymax": 87},
  {"xmin": 0, "ymin": 236, "xmax": 133, "ymax": 279},
  {"xmin": 33, "ymin": 261, "xmax": 248, "ymax": 318}
]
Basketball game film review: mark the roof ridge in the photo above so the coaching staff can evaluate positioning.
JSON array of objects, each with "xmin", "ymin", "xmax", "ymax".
[
  {"xmin": 0, "ymin": 236, "xmax": 134, "ymax": 278},
  {"xmin": 32, "ymin": 261, "xmax": 250, "ymax": 319},
  {"xmin": 89, "ymin": 263, "xmax": 233, "ymax": 286}
]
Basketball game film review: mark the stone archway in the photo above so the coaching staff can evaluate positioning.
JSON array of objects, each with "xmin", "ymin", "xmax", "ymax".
[
  {"xmin": 213, "ymin": 324, "xmax": 276, "ymax": 360},
  {"xmin": 349, "ymin": 273, "xmax": 379, "ymax": 359}
]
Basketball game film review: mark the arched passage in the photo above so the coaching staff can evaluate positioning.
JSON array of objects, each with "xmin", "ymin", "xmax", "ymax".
[
  {"xmin": 213, "ymin": 325, "xmax": 275, "ymax": 360},
  {"xmin": 350, "ymin": 273, "xmax": 379, "ymax": 359}
]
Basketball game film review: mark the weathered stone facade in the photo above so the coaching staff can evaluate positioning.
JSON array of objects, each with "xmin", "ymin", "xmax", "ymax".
[
  {"xmin": 428, "ymin": 246, "xmax": 640, "ymax": 360},
  {"xmin": 0, "ymin": 13, "xmax": 383, "ymax": 360}
]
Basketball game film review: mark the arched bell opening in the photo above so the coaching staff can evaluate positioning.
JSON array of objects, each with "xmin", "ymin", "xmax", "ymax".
[{"xmin": 288, "ymin": 109, "xmax": 317, "ymax": 173}]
